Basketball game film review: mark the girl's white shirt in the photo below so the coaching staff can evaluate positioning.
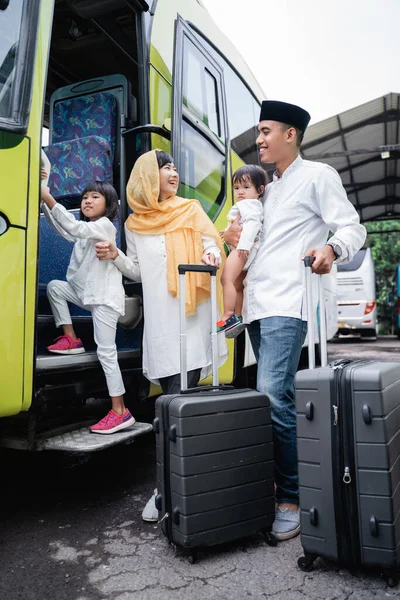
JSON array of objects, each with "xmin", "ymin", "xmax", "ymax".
[
  {"xmin": 113, "ymin": 226, "xmax": 228, "ymax": 382},
  {"xmin": 226, "ymin": 199, "xmax": 263, "ymax": 251},
  {"xmin": 42, "ymin": 203, "xmax": 125, "ymax": 316}
]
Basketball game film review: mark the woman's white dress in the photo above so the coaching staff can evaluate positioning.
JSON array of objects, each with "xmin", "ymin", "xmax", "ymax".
[{"xmin": 114, "ymin": 225, "xmax": 228, "ymax": 383}]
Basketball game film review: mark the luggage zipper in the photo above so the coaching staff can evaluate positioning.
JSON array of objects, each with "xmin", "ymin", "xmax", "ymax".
[
  {"xmin": 332, "ymin": 361, "xmax": 369, "ymax": 566},
  {"xmin": 341, "ymin": 364, "xmax": 366, "ymax": 566},
  {"xmin": 330, "ymin": 362, "xmax": 349, "ymax": 563}
]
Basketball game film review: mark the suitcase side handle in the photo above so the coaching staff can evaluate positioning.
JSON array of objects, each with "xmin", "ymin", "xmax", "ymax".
[
  {"xmin": 304, "ymin": 255, "xmax": 328, "ymax": 369},
  {"xmin": 153, "ymin": 417, "xmax": 160, "ymax": 434},
  {"xmin": 369, "ymin": 515, "xmax": 379, "ymax": 537},
  {"xmin": 309, "ymin": 506, "xmax": 319, "ymax": 526}
]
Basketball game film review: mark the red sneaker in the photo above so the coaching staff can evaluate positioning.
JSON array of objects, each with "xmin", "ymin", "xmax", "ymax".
[
  {"xmin": 47, "ymin": 334, "xmax": 85, "ymax": 354},
  {"xmin": 90, "ymin": 410, "xmax": 136, "ymax": 435}
]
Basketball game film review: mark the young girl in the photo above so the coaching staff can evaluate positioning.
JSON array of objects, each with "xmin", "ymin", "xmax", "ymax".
[
  {"xmin": 217, "ymin": 165, "xmax": 267, "ymax": 337},
  {"xmin": 40, "ymin": 172, "xmax": 135, "ymax": 434}
]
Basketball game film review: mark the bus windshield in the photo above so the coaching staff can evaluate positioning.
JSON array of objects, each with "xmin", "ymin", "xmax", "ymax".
[{"xmin": 0, "ymin": 1, "xmax": 23, "ymax": 119}]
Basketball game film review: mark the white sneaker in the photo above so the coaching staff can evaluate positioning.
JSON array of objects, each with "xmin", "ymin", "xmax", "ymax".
[{"xmin": 142, "ymin": 489, "xmax": 158, "ymax": 522}]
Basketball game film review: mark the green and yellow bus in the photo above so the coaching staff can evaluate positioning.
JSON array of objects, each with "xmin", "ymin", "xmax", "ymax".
[{"xmin": 0, "ymin": 0, "xmax": 264, "ymax": 451}]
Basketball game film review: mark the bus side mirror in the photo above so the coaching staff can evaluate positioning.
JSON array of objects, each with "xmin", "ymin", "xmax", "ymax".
[{"xmin": 0, "ymin": 1, "xmax": 10, "ymax": 10}]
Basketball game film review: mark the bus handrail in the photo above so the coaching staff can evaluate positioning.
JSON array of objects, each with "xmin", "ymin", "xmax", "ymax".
[{"xmin": 121, "ymin": 124, "xmax": 171, "ymax": 140}]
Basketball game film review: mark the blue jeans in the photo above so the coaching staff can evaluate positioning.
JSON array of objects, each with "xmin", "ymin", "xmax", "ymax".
[{"xmin": 247, "ymin": 317, "xmax": 307, "ymax": 505}]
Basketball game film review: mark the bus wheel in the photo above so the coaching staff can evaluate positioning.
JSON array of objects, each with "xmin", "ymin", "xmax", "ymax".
[{"xmin": 361, "ymin": 329, "xmax": 377, "ymax": 341}]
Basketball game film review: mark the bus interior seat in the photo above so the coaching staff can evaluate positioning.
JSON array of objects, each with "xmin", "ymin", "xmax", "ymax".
[
  {"xmin": 43, "ymin": 74, "xmax": 136, "ymax": 207},
  {"xmin": 44, "ymin": 133, "xmax": 114, "ymax": 208}
]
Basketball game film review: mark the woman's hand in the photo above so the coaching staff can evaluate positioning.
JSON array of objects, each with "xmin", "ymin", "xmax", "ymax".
[
  {"xmin": 40, "ymin": 168, "xmax": 48, "ymax": 180},
  {"xmin": 95, "ymin": 241, "xmax": 119, "ymax": 261},
  {"xmin": 222, "ymin": 215, "xmax": 242, "ymax": 248},
  {"xmin": 201, "ymin": 252, "xmax": 221, "ymax": 268}
]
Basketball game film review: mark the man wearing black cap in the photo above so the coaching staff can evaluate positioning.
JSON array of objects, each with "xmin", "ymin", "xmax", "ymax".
[{"xmin": 224, "ymin": 101, "xmax": 366, "ymax": 540}]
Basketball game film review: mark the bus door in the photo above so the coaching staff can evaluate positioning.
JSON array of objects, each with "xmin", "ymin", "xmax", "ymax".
[
  {"xmin": 171, "ymin": 16, "xmax": 235, "ymax": 383},
  {"xmin": 0, "ymin": 0, "xmax": 42, "ymax": 417},
  {"xmin": 171, "ymin": 15, "xmax": 228, "ymax": 222}
]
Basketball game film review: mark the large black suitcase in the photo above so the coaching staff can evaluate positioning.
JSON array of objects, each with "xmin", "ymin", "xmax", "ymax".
[
  {"xmin": 295, "ymin": 257, "xmax": 400, "ymax": 586},
  {"xmin": 153, "ymin": 264, "xmax": 276, "ymax": 562}
]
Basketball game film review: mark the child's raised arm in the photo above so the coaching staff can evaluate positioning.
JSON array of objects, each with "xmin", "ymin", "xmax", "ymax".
[
  {"xmin": 41, "ymin": 185, "xmax": 57, "ymax": 209},
  {"xmin": 40, "ymin": 185, "xmax": 113, "ymax": 244},
  {"xmin": 49, "ymin": 203, "xmax": 114, "ymax": 243}
]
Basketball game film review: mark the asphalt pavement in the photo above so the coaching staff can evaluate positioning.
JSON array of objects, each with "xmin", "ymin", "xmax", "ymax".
[{"xmin": 1, "ymin": 337, "xmax": 400, "ymax": 600}]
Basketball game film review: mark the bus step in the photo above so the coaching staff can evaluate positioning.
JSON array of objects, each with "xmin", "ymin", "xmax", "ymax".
[{"xmin": 41, "ymin": 422, "xmax": 153, "ymax": 452}]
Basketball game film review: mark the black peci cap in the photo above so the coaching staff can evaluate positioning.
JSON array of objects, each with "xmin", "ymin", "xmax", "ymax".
[{"xmin": 259, "ymin": 100, "xmax": 311, "ymax": 132}]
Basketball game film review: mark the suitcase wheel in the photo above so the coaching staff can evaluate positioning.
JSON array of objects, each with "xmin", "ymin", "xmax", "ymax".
[
  {"xmin": 298, "ymin": 554, "xmax": 316, "ymax": 572},
  {"xmin": 176, "ymin": 547, "xmax": 198, "ymax": 564},
  {"xmin": 385, "ymin": 575, "xmax": 398, "ymax": 588},
  {"xmin": 263, "ymin": 530, "xmax": 278, "ymax": 547}
]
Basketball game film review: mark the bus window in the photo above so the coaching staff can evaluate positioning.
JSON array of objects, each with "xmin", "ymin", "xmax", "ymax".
[
  {"xmin": 0, "ymin": 0, "xmax": 40, "ymax": 133},
  {"xmin": 173, "ymin": 18, "xmax": 227, "ymax": 220},
  {"xmin": 179, "ymin": 119, "xmax": 225, "ymax": 218},
  {"xmin": 183, "ymin": 41, "xmax": 223, "ymax": 139},
  {"xmin": 191, "ymin": 33, "xmax": 261, "ymax": 166},
  {"xmin": 224, "ymin": 67, "xmax": 260, "ymax": 164}
]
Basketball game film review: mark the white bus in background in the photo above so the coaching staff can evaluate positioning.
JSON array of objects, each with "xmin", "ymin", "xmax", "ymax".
[{"xmin": 337, "ymin": 248, "xmax": 377, "ymax": 340}]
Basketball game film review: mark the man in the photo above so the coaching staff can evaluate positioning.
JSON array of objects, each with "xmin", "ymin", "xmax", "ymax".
[{"xmin": 224, "ymin": 101, "xmax": 366, "ymax": 540}]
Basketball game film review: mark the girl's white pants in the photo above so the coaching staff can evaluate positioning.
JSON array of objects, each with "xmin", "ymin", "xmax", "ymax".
[{"xmin": 47, "ymin": 280, "xmax": 126, "ymax": 397}]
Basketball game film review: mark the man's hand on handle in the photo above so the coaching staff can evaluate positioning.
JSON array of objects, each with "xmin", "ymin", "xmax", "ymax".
[
  {"xmin": 303, "ymin": 245, "xmax": 335, "ymax": 274},
  {"xmin": 221, "ymin": 215, "xmax": 242, "ymax": 248}
]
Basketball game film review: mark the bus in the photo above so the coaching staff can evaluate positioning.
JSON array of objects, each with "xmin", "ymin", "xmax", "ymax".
[
  {"xmin": 336, "ymin": 248, "xmax": 377, "ymax": 340},
  {"xmin": 0, "ymin": 0, "xmax": 338, "ymax": 452},
  {"xmin": 0, "ymin": 0, "xmax": 267, "ymax": 452}
]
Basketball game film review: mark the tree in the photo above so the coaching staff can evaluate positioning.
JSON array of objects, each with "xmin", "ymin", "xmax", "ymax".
[{"xmin": 365, "ymin": 220, "xmax": 400, "ymax": 333}]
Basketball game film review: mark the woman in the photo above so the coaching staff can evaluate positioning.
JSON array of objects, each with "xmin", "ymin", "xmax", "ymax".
[{"xmin": 96, "ymin": 149, "xmax": 228, "ymax": 518}]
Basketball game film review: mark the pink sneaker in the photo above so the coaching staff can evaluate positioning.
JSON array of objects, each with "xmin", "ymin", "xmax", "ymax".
[
  {"xmin": 47, "ymin": 334, "xmax": 85, "ymax": 354},
  {"xmin": 90, "ymin": 409, "xmax": 136, "ymax": 435}
]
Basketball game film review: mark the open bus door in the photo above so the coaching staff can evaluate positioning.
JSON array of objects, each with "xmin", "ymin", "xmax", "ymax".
[
  {"xmin": 170, "ymin": 15, "xmax": 235, "ymax": 383},
  {"xmin": 0, "ymin": 0, "xmax": 42, "ymax": 418}
]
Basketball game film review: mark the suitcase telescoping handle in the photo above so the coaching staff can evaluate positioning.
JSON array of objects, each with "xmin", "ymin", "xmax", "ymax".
[
  {"xmin": 178, "ymin": 264, "xmax": 219, "ymax": 391},
  {"xmin": 304, "ymin": 256, "xmax": 328, "ymax": 369}
]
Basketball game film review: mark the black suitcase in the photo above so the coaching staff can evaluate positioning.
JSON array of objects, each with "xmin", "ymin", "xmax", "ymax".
[
  {"xmin": 153, "ymin": 264, "xmax": 277, "ymax": 562},
  {"xmin": 295, "ymin": 257, "xmax": 400, "ymax": 586}
]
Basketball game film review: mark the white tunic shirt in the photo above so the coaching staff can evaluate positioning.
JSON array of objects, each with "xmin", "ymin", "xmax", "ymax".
[
  {"xmin": 227, "ymin": 199, "xmax": 263, "ymax": 251},
  {"xmin": 243, "ymin": 156, "xmax": 367, "ymax": 323},
  {"xmin": 42, "ymin": 203, "xmax": 125, "ymax": 316},
  {"xmin": 114, "ymin": 226, "xmax": 228, "ymax": 382}
]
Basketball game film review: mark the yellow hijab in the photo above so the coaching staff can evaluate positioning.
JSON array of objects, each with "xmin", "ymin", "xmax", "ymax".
[{"xmin": 125, "ymin": 150, "xmax": 225, "ymax": 315}]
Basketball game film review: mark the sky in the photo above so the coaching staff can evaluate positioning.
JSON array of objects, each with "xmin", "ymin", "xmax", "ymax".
[{"xmin": 200, "ymin": 0, "xmax": 399, "ymax": 125}]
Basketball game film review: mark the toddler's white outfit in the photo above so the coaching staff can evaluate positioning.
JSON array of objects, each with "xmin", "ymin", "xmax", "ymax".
[
  {"xmin": 42, "ymin": 203, "xmax": 126, "ymax": 396},
  {"xmin": 225, "ymin": 198, "xmax": 263, "ymax": 269}
]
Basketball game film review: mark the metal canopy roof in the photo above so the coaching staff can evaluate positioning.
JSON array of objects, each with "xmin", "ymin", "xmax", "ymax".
[{"xmin": 301, "ymin": 93, "xmax": 400, "ymax": 222}]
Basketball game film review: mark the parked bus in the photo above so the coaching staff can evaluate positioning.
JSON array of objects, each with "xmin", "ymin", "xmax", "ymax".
[
  {"xmin": 336, "ymin": 248, "xmax": 377, "ymax": 340},
  {"xmin": 0, "ymin": 0, "xmax": 338, "ymax": 452}
]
